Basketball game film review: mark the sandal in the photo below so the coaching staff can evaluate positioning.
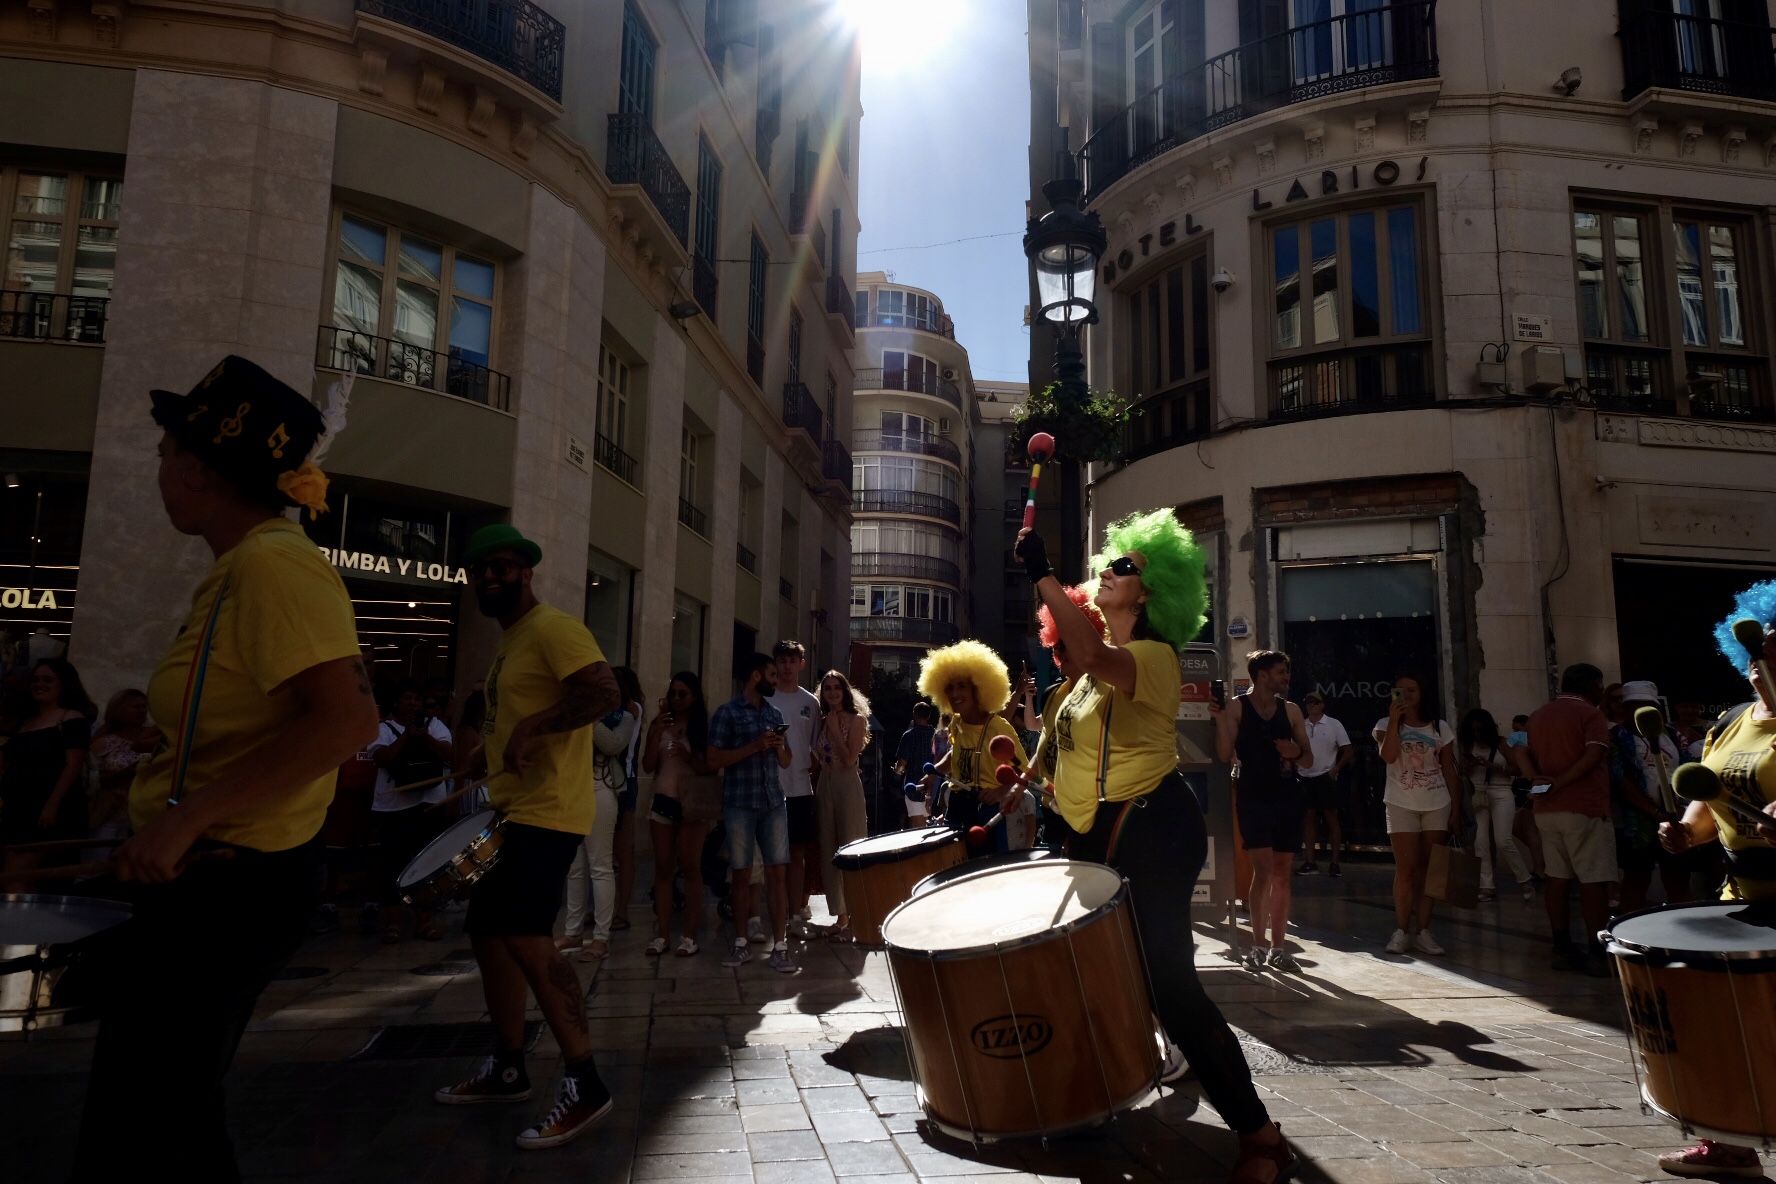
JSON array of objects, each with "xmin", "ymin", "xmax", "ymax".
[
  {"xmin": 576, "ymin": 938, "xmax": 610, "ymax": 962},
  {"xmin": 675, "ymin": 937, "xmax": 699, "ymax": 957},
  {"xmin": 645, "ymin": 937, "xmax": 668, "ymax": 956},
  {"xmin": 1229, "ymin": 1125, "xmax": 1295, "ymax": 1184},
  {"xmin": 553, "ymin": 935, "xmax": 583, "ymax": 952}
]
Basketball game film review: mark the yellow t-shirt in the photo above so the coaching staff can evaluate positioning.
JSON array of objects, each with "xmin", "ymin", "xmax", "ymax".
[
  {"xmin": 1700, "ymin": 705, "xmax": 1776, "ymax": 902},
  {"xmin": 132, "ymin": 518, "xmax": 361, "ymax": 852},
  {"xmin": 1032, "ymin": 680, "xmax": 1074, "ymax": 783},
  {"xmin": 1052, "ymin": 639, "xmax": 1182, "ymax": 833},
  {"xmin": 946, "ymin": 714, "xmax": 1026, "ymax": 794},
  {"xmin": 483, "ymin": 603, "xmax": 607, "ymax": 835}
]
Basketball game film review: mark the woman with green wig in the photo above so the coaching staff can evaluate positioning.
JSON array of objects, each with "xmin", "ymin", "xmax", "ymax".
[{"xmin": 1014, "ymin": 511, "xmax": 1292, "ymax": 1184}]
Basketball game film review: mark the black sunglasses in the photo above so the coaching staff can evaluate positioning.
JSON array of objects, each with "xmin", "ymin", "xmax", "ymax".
[
  {"xmin": 470, "ymin": 558, "xmax": 521, "ymax": 578},
  {"xmin": 1105, "ymin": 556, "xmax": 1143, "ymax": 578}
]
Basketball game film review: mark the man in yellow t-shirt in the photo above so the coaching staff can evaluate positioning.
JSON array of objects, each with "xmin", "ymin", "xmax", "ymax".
[
  {"xmin": 432, "ymin": 524, "xmax": 622, "ymax": 1152},
  {"xmin": 915, "ymin": 640, "xmax": 1026, "ymax": 852}
]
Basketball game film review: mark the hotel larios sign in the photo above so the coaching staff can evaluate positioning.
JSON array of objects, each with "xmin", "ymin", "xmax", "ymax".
[
  {"xmin": 1101, "ymin": 156, "xmax": 1430, "ymax": 284},
  {"xmin": 317, "ymin": 546, "xmax": 469, "ymax": 586}
]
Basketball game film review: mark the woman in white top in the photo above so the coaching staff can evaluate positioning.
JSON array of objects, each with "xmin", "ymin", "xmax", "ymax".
[
  {"xmin": 642, "ymin": 671, "xmax": 721, "ymax": 956},
  {"xmin": 1458, "ymin": 708, "xmax": 1535, "ymax": 904},
  {"xmin": 559, "ymin": 700, "xmax": 638, "ymax": 960},
  {"xmin": 1373, "ymin": 674, "xmax": 1461, "ymax": 957}
]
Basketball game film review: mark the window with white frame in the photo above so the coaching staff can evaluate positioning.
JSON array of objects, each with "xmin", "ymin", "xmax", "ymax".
[
  {"xmin": 873, "ymin": 288, "xmax": 941, "ymax": 331},
  {"xmin": 852, "ymin": 455, "xmax": 960, "ymax": 504},
  {"xmin": 1, "ymin": 166, "xmax": 121, "ymax": 343},
  {"xmin": 881, "ymin": 349, "xmax": 942, "ymax": 396},
  {"xmin": 594, "ymin": 344, "xmax": 639, "ymax": 484},
  {"xmin": 856, "ymin": 583, "xmax": 954, "ymax": 620}
]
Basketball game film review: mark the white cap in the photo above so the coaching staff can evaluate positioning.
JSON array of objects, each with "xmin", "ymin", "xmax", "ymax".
[{"xmin": 1621, "ymin": 680, "xmax": 1660, "ymax": 704}]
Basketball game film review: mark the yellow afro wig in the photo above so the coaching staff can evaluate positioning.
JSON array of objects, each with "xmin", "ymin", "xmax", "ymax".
[{"xmin": 918, "ymin": 639, "xmax": 1013, "ymax": 715}]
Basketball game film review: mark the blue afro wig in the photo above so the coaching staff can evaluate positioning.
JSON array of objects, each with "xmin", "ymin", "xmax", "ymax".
[{"xmin": 1714, "ymin": 579, "xmax": 1776, "ymax": 672}]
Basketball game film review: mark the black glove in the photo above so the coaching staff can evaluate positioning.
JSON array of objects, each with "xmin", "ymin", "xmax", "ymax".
[{"xmin": 1016, "ymin": 529, "xmax": 1052, "ymax": 583}]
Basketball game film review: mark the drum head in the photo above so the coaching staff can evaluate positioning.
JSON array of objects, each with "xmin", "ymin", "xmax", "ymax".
[
  {"xmin": 1607, "ymin": 902, "xmax": 1776, "ymax": 963},
  {"xmin": 398, "ymin": 810, "xmax": 497, "ymax": 889},
  {"xmin": 0, "ymin": 894, "xmax": 131, "ymax": 947},
  {"xmin": 883, "ymin": 860, "xmax": 1124, "ymax": 955},
  {"xmin": 911, "ymin": 847, "xmax": 1058, "ymax": 899},
  {"xmin": 832, "ymin": 826, "xmax": 957, "ymax": 870}
]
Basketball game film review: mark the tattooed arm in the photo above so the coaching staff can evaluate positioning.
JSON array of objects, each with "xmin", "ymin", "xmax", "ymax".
[{"xmin": 503, "ymin": 661, "xmax": 621, "ymax": 775}]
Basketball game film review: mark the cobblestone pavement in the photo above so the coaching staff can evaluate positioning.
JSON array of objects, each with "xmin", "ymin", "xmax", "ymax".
[{"xmin": 5, "ymin": 862, "xmax": 1764, "ymax": 1183}]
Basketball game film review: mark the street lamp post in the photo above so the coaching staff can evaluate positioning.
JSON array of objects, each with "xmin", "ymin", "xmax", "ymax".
[{"xmin": 1024, "ymin": 172, "xmax": 1107, "ymax": 577}]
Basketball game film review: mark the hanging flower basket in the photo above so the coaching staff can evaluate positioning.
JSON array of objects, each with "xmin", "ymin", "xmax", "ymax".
[{"xmin": 1009, "ymin": 382, "xmax": 1130, "ymax": 464}]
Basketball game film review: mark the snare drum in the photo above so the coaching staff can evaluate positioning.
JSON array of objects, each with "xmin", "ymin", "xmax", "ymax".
[
  {"xmin": 882, "ymin": 860, "xmax": 1157, "ymax": 1142},
  {"xmin": 0, "ymin": 894, "xmax": 131, "ymax": 1031},
  {"xmin": 398, "ymin": 810, "xmax": 506, "ymax": 907},
  {"xmin": 832, "ymin": 827, "xmax": 963, "ymax": 948},
  {"xmin": 1604, "ymin": 902, "xmax": 1776, "ymax": 1146}
]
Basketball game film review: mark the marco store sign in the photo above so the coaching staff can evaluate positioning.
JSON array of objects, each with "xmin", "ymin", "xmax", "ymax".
[{"xmin": 316, "ymin": 547, "xmax": 468, "ymax": 586}]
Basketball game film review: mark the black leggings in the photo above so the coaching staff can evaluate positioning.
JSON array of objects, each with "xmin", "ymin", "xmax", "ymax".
[
  {"xmin": 1067, "ymin": 773, "xmax": 1271, "ymax": 1136},
  {"xmin": 73, "ymin": 840, "xmax": 321, "ymax": 1182}
]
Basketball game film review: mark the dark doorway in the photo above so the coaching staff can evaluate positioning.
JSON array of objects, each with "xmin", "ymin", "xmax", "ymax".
[{"xmin": 1613, "ymin": 556, "xmax": 1776, "ymax": 716}]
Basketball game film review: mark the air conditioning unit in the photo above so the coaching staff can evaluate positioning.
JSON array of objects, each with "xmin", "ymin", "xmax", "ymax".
[
  {"xmin": 941, "ymin": 367, "xmax": 958, "ymax": 380},
  {"xmin": 938, "ymin": 418, "xmax": 952, "ymax": 433}
]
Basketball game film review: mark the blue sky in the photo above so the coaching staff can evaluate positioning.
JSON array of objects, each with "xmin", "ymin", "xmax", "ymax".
[{"xmin": 852, "ymin": 3, "xmax": 1032, "ymax": 385}]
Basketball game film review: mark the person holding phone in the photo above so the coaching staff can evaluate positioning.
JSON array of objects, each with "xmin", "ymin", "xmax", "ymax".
[
  {"xmin": 641, "ymin": 672, "xmax": 718, "ymax": 957},
  {"xmin": 813, "ymin": 670, "xmax": 870, "ymax": 938},
  {"xmin": 1374, "ymin": 675, "xmax": 1461, "ymax": 956},
  {"xmin": 707, "ymin": 653, "xmax": 797, "ymax": 973},
  {"xmin": 367, "ymin": 682, "xmax": 453, "ymax": 942}
]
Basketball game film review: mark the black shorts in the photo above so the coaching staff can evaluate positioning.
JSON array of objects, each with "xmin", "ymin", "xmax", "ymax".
[
  {"xmin": 1299, "ymin": 773, "xmax": 1340, "ymax": 813},
  {"xmin": 465, "ymin": 822, "xmax": 583, "ymax": 937},
  {"xmin": 786, "ymin": 795, "xmax": 818, "ymax": 845},
  {"xmin": 1237, "ymin": 790, "xmax": 1304, "ymax": 855}
]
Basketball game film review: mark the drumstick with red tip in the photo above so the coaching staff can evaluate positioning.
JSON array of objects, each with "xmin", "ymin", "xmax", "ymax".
[
  {"xmin": 1022, "ymin": 432, "xmax": 1056, "ymax": 531},
  {"xmin": 967, "ymin": 761, "xmax": 1033, "ymax": 851}
]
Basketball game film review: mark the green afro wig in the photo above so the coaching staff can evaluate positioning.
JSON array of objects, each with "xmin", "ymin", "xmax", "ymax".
[
  {"xmin": 1091, "ymin": 508, "xmax": 1208, "ymax": 649},
  {"xmin": 918, "ymin": 639, "xmax": 1013, "ymax": 715}
]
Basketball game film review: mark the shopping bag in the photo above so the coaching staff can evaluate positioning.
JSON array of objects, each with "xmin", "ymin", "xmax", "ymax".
[{"xmin": 1425, "ymin": 839, "xmax": 1481, "ymax": 909}]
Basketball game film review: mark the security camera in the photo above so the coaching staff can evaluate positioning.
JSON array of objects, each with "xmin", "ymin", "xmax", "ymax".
[
  {"xmin": 1555, "ymin": 67, "xmax": 1581, "ymax": 96},
  {"xmin": 668, "ymin": 300, "xmax": 701, "ymax": 320},
  {"xmin": 1210, "ymin": 267, "xmax": 1235, "ymax": 294}
]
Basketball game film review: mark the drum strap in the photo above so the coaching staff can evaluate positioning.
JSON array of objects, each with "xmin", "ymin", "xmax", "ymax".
[
  {"xmin": 1095, "ymin": 698, "xmax": 1115, "ymax": 804},
  {"xmin": 169, "ymin": 576, "xmax": 230, "ymax": 806},
  {"xmin": 1104, "ymin": 795, "xmax": 1144, "ymax": 862}
]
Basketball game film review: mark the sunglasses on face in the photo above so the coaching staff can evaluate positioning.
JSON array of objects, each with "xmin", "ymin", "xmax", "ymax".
[
  {"xmin": 1104, "ymin": 556, "xmax": 1143, "ymax": 578},
  {"xmin": 470, "ymin": 558, "xmax": 521, "ymax": 578}
]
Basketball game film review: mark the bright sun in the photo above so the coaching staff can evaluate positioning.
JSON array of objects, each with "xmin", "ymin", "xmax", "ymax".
[{"xmin": 835, "ymin": 0, "xmax": 963, "ymax": 72}]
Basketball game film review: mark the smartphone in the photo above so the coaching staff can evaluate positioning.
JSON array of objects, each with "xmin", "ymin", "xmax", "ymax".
[
  {"xmin": 1391, "ymin": 688, "xmax": 1405, "ymax": 704},
  {"xmin": 1210, "ymin": 678, "xmax": 1226, "ymax": 708},
  {"xmin": 770, "ymin": 724, "xmax": 791, "ymax": 735}
]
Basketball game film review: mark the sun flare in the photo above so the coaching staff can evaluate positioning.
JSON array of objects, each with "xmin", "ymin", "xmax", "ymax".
[{"xmin": 835, "ymin": 0, "xmax": 963, "ymax": 73}]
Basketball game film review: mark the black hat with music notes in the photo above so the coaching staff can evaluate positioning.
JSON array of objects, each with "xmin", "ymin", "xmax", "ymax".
[{"xmin": 149, "ymin": 354, "xmax": 331, "ymax": 518}]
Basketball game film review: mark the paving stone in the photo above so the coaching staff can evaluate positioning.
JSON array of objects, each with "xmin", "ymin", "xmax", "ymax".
[
  {"xmin": 638, "ymin": 1130, "xmax": 754, "ymax": 1154},
  {"xmin": 1466, "ymin": 1130, "xmax": 1589, "ymax": 1165},
  {"xmin": 1426, "ymin": 1167, "xmax": 1560, "ymax": 1184},
  {"xmin": 755, "ymin": 1160, "xmax": 839, "ymax": 1184},
  {"xmin": 738, "ymin": 1078, "xmax": 805, "ymax": 1105},
  {"xmin": 1393, "ymin": 1141, "xmax": 1516, "ymax": 1169},
  {"xmin": 743, "ymin": 1103, "xmax": 816, "ymax": 1133},
  {"xmin": 632, "ymin": 1150, "xmax": 755, "ymax": 1179},
  {"xmin": 1285, "ymin": 1135, "xmax": 1391, "ymax": 1160},
  {"xmin": 804, "ymin": 1084, "xmax": 875, "ymax": 1113},
  {"xmin": 822, "ymin": 1138, "xmax": 912, "ymax": 1177},
  {"xmin": 1307, "ymin": 1156, "xmax": 1437, "ymax": 1184},
  {"xmin": 1508, "ymin": 1116, "xmax": 1616, "ymax": 1146},
  {"xmin": 749, "ymin": 1129, "xmax": 829, "ymax": 1161},
  {"xmin": 812, "ymin": 1110, "xmax": 892, "ymax": 1143}
]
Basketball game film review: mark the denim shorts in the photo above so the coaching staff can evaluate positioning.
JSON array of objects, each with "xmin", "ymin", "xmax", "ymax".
[{"xmin": 724, "ymin": 803, "xmax": 790, "ymax": 868}]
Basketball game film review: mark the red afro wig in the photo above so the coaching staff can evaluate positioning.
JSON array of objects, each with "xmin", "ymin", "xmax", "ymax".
[{"xmin": 1037, "ymin": 585, "xmax": 1108, "ymax": 666}]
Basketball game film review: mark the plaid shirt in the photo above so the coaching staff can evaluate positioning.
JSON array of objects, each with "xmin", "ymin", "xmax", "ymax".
[{"xmin": 709, "ymin": 695, "xmax": 787, "ymax": 811}]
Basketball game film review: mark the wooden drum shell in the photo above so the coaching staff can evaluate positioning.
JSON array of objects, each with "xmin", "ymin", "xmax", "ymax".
[
  {"xmin": 836, "ymin": 831, "xmax": 963, "ymax": 949},
  {"xmin": 885, "ymin": 880, "xmax": 1157, "ymax": 1140}
]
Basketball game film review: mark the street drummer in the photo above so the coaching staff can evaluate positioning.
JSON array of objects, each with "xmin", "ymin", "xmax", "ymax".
[
  {"xmin": 430, "ymin": 523, "xmax": 622, "ymax": 1151},
  {"xmin": 1023, "ymin": 585, "xmax": 1107, "ymax": 847},
  {"xmin": 74, "ymin": 357, "xmax": 380, "ymax": 1181},
  {"xmin": 1655, "ymin": 579, "xmax": 1776, "ymax": 1179},
  {"xmin": 1015, "ymin": 511, "xmax": 1294, "ymax": 1184},
  {"xmin": 914, "ymin": 640, "xmax": 1027, "ymax": 850}
]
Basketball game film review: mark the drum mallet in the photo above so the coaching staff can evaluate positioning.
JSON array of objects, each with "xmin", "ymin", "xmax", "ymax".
[
  {"xmin": 1672, "ymin": 763, "xmax": 1773, "ymax": 830},
  {"xmin": 969, "ymin": 762, "xmax": 1037, "ymax": 851},
  {"xmin": 1731, "ymin": 618, "xmax": 1776, "ymax": 715},
  {"xmin": 1632, "ymin": 706, "xmax": 1681, "ymax": 815},
  {"xmin": 1022, "ymin": 432, "xmax": 1055, "ymax": 531}
]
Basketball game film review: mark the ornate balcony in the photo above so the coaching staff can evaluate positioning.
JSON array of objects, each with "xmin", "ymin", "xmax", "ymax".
[
  {"xmin": 594, "ymin": 432, "xmax": 639, "ymax": 486},
  {"xmin": 851, "ymin": 429, "xmax": 961, "ymax": 465},
  {"xmin": 678, "ymin": 497, "xmax": 709, "ymax": 537},
  {"xmin": 852, "ymin": 490, "xmax": 961, "ymax": 526},
  {"xmin": 0, "ymin": 291, "xmax": 108, "ymax": 344},
  {"xmin": 782, "ymin": 382, "xmax": 824, "ymax": 443},
  {"xmin": 1619, "ymin": 6, "xmax": 1776, "ymax": 103},
  {"xmin": 1267, "ymin": 343, "xmax": 1433, "ymax": 422},
  {"xmin": 852, "ymin": 552, "xmax": 961, "ymax": 585},
  {"xmin": 607, "ymin": 114, "xmax": 691, "ymax": 258},
  {"xmin": 357, "ymin": 0, "xmax": 565, "ymax": 102},
  {"xmin": 317, "ymin": 325, "xmax": 511, "ymax": 410},
  {"xmin": 1078, "ymin": 1, "xmax": 1439, "ymax": 200},
  {"xmin": 820, "ymin": 438, "xmax": 852, "ymax": 494}
]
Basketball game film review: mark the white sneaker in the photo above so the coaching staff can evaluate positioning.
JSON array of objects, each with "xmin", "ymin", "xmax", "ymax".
[
  {"xmin": 1160, "ymin": 1039, "xmax": 1189, "ymax": 1084},
  {"xmin": 1413, "ymin": 930, "xmax": 1445, "ymax": 956},
  {"xmin": 1385, "ymin": 928, "xmax": 1410, "ymax": 954},
  {"xmin": 747, "ymin": 916, "xmax": 768, "ymax": 944}
]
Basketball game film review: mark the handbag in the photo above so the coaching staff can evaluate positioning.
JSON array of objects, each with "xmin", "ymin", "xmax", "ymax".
[{"xmin": 1425, "ymin": 837, "xmax": 1482, "ymax": 909}]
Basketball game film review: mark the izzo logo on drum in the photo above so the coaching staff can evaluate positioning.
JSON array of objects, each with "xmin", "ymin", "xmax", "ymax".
[
  {"xmin": 1626, "ymin": 984, "xmax": 1678, "ymax": 1055},
  {"xmin": 969, "ymin": 1013, "xmax": 1054, "ymax": 1059}
]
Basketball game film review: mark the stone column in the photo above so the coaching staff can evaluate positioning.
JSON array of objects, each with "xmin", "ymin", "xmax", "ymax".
[
  {"xmin": 503, "ymin": 185, "xmax": 605, "ymax": 613},
  {"xmin": 633, "ymin": 317, "xmax": 685, "ymax": 706},
  {"xmin": 706, "ymin": 389, "xmax": 743, "ymax": 686},
  {"xmin": 73, "ymin": 75, "xmax": 337, "ymax": 699}
]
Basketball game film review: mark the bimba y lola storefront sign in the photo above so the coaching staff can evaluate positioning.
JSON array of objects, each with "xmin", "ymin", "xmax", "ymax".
[{"xmin": 1102, "ymin": 156, "xmax": 1430, "ymax": 284}]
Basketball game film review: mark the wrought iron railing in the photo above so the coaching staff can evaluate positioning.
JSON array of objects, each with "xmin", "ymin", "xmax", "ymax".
[
  {"xmin": 852, "ymin": 552, "xmax": 961, "ymax": 585},
  {"xmin": 737, "ymin": 542, "xmax": 757, "ymax": 573},
  {"xmin": 692, "ymin": 254, "xmax": 718, "ymax": 319},
  {"xmin": 357, "ymin": 0, "xmax": 565, "ymax": 101},
  {"xmin": 0, "ymin": 290, "xmax": 108, "ymax": 344},
  {"xmin": 852, "ymin": 489, "xmax": 961, "ymax": 525},
  {"xmin": 850, "ymin": 429, "xmax": 961, "ymax": 465},
  {"xmin": 317, "ymin": 324, "xmax": 511, "ymax": 410},
  {"xmin": 1079, "ymin": 1, "xmax": 1439, "ymax": 200},
  {"xmin": 853, "ymin": 367, "xmax": 963, "ymax": 412},
  {"xmin": 826, "ymin": 273, "xmax": 855, "ymax": 331},
  {"xmin": 1619, "ymin": 6, "xmax": 1776, "ymax": 101},
  {"xmin": 678, "ymin": 497, "xmax": 709, "ymax": 536},
  {"xmin": 1123, "ymin": 381, "xmax": 1213, "ymax": 462},
  {"xmin": 850, "ymin": 616, "xmax": 959, "ymax": 645},
  {"xmin": 1268, "ymin": 343, "xmax": 1433, "ymax": 420},
  {"xmin": 607, "ymin": 114, "xmax": 691, "ymax": 247},
  {"xmin": 780, "ymin": 576, "xmax": 795, "ymax": 602},
  {"xmin": 594, "ymin": 432, "xmax": 639, "ymax": 485},
  {"xmin": 782, "ymin": 382, "xmax": 824, "ymax": 441},
  {"xmin": 821, "ymin": 438, "xmax": 852, "ymax": 490}
]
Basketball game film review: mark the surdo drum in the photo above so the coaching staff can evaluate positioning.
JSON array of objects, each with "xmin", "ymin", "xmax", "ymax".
[
  {"xmin": 0, "ymin": 894, "xmax": 132, "ymax": 1031},
  {"xmin": 882, "ymin": 860, "xmax": 1158, "ymax": 1142},
  {"xmin": 1604, "ymin": 902, "xmax": 1776, "ymax": 1147},
  {"xmin": 398, "ymin": 809, "xmax": 506, "ymax": 907},
  {"xmin": 831, "ymin": 827, "xmax": 963, "ymax": 949}
]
